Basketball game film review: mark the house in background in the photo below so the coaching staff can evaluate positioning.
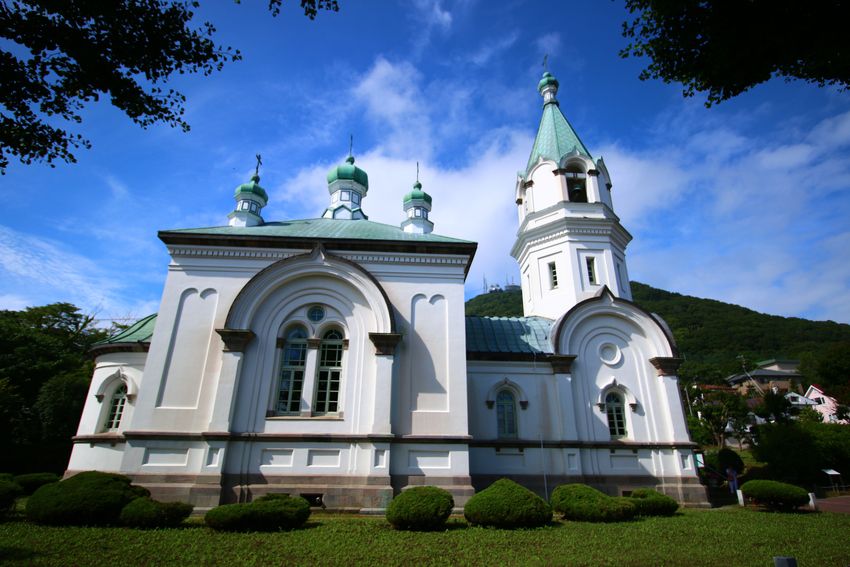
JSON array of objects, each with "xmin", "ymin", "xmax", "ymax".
[
  {"xmin": 726, "ymin": 359, "xmax": 804, "ymax": 396},
  {"xmin": 804, "ymin": 384, "xmax": 849, "ymax": 424},
  {"xmin": 69, "ymin": 71, "xmax": 707, "ymax": 511}
]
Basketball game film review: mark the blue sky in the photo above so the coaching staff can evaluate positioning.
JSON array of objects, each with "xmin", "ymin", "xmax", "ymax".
[{"xmin": 2, "ymin": 0, "xmax": 850, "ymax": 325}]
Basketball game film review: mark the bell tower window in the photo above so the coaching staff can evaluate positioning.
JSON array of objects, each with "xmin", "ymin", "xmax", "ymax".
[
  {"xmin": 565, "ymin": 164, "xmax": 587, "ymax": 203},
  {"xmin": 586, "ymin": 257, "xmax": 598, "ymax": 285},
  {"xmin": 548, "ymin": 262, "xmax": 558, "ymax": 289}
]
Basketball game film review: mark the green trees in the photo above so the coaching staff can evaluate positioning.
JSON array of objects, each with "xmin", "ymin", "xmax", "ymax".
[
  {"xmin": 620, "ymin": 0, "xmax": 850, "ymax": 105},
  {"xmin": 0, "ymin": 0, "xmax": 338, "ymax": 172},
  {"xmin": 0, "ymin": 303, "xmax": 106, "ymax": 472}
]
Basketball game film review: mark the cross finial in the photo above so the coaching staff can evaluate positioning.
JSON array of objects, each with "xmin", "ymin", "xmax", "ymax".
[
  {"xmin": 416, "ymin": 161, "xmax": 419, "ymax": 183},
  {"xmin": 254, "ymin": 154, "xmax": 262, "ymax": 177},
  {"xmin": 542, "ymin": 54, "xmax": 548, "ymax": 71},
  {"xmin": 348, "ymin": 134, "xmax": 353, "ymax": 157}
]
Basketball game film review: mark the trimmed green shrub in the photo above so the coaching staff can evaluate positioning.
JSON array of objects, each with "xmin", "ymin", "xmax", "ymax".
[
  {"xmin": 386, "ymin": 486, "xmax": 454, "ymax": 531},
  {"xmin": 550, "ymin": 484, "xmax": 636, "ymax": 523},
  {"xmin": 629, "ymin": 488, "xmax": 679, "ymax": 517},
  {"xmin": 13, "ymin": 472, "xmax": 60, "ymax": 495},
  {"xmin": 740, "ymin": 480, "xmax": 809, "ymax": 511},
  {"xmin": 463, "ymin": 478, "xmax": 552, "ymax": 529},
  {"xmin": 120, "ymin": 497, "xmax": 194, "ymax": 529},
  {"xmin": 205, "ymin": 495, "xmax": 311, "ymax": 532},
  {"xmin": 0, "ymin": 473, "xmax": 14, "ymax": 483},
  {"xmin": 0, "ymin": 480, "xmax": 23, "ymax": 514},
  {"xmin": 26, "ymin": 471, "xmax": 149, "ymax": 526}
]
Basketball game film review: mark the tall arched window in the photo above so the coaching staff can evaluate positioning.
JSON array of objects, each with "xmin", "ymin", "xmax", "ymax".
[
  {"xmin": 606, "ymin": 392, "xmax": 627, "ymax": 438},
  {"xmin": 496, "ymin": 389, "xmax": 518, "ymax": 439},
  {"xmin": 276, "ymin": 326, "xmax": 308, "ymax": 415},
  {"xmin": 104, "ymin": 383, "xmax": 127, "ymax": 431},
  {"xmin": 314, "ymin": 329, "xmax": 344, "ymax": 414}
]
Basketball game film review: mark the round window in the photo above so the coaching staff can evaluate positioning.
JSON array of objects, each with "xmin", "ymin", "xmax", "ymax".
[{"xmin": 307, "ymin": 305, "xmax": 325, "ymax": 322}]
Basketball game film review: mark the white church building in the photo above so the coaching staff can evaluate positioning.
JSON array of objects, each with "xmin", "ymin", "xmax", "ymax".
[{"xmin": 69, "ymin": 71, "xmax": 707, "ymax": 510}]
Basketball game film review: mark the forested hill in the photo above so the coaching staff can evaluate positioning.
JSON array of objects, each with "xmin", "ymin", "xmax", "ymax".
[{"xmin": 465, "ymin": 282, "xmax": 850, "ymax": 382}]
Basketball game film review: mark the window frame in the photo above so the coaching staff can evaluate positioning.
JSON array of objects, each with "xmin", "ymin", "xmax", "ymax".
[
  {"xmin": 496, "ymin": 389, "xmax": 518, "ymax": 439},
  {"xmin": 313, "ymin": 328, "xmax": 344, "ymax": 415},
  {"xmin": 605, "ymin": 391, "xmax": 627, "ymax": 438},
  {"xmin": 586, "ymin": 257, "xmax": 598, "ymax": 285},
  {"xmin": 275, "ymin": 325, "xmax": 308, "ymax": 415},
  {"xmin": 103, "ymin": 383, "xmax": 128, "ymax": 432}
]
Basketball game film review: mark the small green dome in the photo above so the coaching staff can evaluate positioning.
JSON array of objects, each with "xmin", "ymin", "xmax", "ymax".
[
  {"xmin": 327, "ymin": 155, "xmax": 369, "ymax": 189},
  {"xmin": 403, "ymin": 181, "xmax": 432, "ymax": 204},
  {"xmin": 234, "ymin": 174, "xmax": 268, "ymax": 202},
  {"xmin": 537, "ymin": 71, "xmax": 559, "ymax": 94}
]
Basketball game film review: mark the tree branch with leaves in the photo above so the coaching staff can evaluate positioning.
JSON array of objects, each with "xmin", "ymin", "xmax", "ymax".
[{"xmin": 0, "ymin": 0, "xmax": 338, "ymax": 173}]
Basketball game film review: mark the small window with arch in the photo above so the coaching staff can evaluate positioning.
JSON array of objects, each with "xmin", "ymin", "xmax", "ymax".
[
  {"xmin": 496, "ymin": 389, "xmax": 518, "ymax": 439},
  {"xmin": 605, "ymin": 391, "xmax": 627, "ymax": 438},
  {"xmin": 103, "ymin": 383, "xmax": 128, "ymax": 431}
]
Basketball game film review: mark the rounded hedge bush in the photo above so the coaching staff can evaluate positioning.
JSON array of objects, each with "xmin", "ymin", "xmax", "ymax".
[
  {"xmin": 205, "ymin": 495, "xmax": 311, "ymax": 532},
  {"xmin": 0, "ymin": 473, "xmax": 14, "ymax": 483},
  {"xmin": 740, "ymin": 480, "xmax": 809, "ymax": 511},
  {"xmin": 386, "ymin": 486, "xmax": 454, "ymax": 531},
  {"xmin": 120, "ymin": 497, "xmax": 194, "ymax": 529},
  {"xmin": 26, "ymin": 471, "xmax": 149, "ymax": 526},
  {"xmin": 0, "ymin": 480, "xmax": 23, "ymax": 514},
  {"xmin": 628, "ymin": 488, "xmax": 679, "ymax": 517},
  {"xmin": 13, "ymin": 472, "xmax": 60, "ymax": 495},
  {"xmin": 550, "ymin": 484, "xmax": 636, "ymax": 523},
  {"xmin": 463, "ymin": 478, "xmax": 552, "ymax": 529}
]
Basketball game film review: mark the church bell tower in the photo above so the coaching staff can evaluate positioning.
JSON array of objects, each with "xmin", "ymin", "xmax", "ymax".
[{"xmin": 511, "ymin": 71, "xmax": 633, "ymax": 319}]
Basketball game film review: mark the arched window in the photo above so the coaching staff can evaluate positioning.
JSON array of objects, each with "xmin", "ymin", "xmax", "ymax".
[
  {"xmin": 496, "ymin": 389, "xmax": 518, "ymax": 439},
  {"xmin": 314, "ymin": 329, "xmax": 344, "ymax": 414},
  {"xmin": 276, "ymin": 326, "xmax": 308, "ymax": 415},
  {"xmin": 606, "ymin": 392, "xmax": 627, "ymax": 438},
  {"xmin": 104, "ymin": 383, "xmax": 127, "ymax": 431}
]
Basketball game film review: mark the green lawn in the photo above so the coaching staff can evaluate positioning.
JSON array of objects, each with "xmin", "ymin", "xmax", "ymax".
[{"xmin": 1, "ymin": 508, "xmax": 849, "ymax": 566}]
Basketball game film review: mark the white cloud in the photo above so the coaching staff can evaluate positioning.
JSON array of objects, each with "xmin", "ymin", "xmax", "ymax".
[
  {"xmin": 535, "ymin": 33, "xmax": 561, "ymax": 57},
  {"xmin": 604, "ymin": 108, "xmax": 850, "ymax": 323},
  {"xmin": 467, "ymin": 32, "xmax": 519, "ymax": 66},
  {"xmin": 413, "ymin": 0, "xmax": 453, "ymax": 31},
  {"xmin": 352, "ymin": 58, "xmax": 432, "ymax": 159},
  {"xmin": 0, "ymin": 225, "xmax": 155, "ymax": 317}
]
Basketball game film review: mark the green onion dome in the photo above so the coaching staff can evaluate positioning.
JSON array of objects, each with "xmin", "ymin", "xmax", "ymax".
[
  {"xmin": 537, "ymin": 71, "xmax": 559, "ymax": 94},
  {"xmin": 327, "ymin": 155, "xmax": 369, "ymax": 189},
  {"xmin": 403, "ymin": 181, "xmax": 432, "ymax": 204},
  {"xmin": 234, "ymin": 174, "xmax": 268, "ymax": 202}
]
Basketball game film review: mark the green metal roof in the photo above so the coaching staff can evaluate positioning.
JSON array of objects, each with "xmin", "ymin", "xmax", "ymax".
[
  {"xmin": 327, "ymin": 155, "xmax": 369, "ymax": 189},
  {"xmin": 234, "ymin": 174, "xmax": 268, "ymax": 202},
  {"xmin": 465, "ymin": 316, "xmax": 554, "ymax": 354},
  {"xmin": 403, "ymin": 181, "xmax": 432, "ymax": 204},
  {"xmin": 166, "ymin": 218, "xmax": 473, "ymax": 244},
  {"xmin": 525, "ymin": 73, "xmax": 592, "ymax": 174},
  {"xmin": 94, "ymin": 313, "xmax": 157, "ymax": 346}
]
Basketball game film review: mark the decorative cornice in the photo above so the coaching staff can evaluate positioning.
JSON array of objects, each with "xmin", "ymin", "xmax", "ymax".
[
  {"xmin": 215, "ymin": 329, "xmax": 255, "ymax": 352},
  {"xmin": 339, "ymin": 253, "xmax": 468, "ymax": 266},
  {"xmin": 168, "ymin": 246, "xmax": 297, "ymax": 260},
  {"xmin": 547, "ymin": 354, "xmax": 577, "ymax": 374},
  {"xmin": 649, "ymin": 357, "xmax": 684, "ymax": 376},
  {"xmin": 369, "ymin": 333, "xmax": 402, "ymax": 355}
]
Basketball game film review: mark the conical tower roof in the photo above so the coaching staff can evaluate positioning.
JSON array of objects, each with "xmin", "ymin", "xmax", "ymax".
[{"xmin": 525, "ymin": 72, "xmax": 591, "ymax": 174}]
